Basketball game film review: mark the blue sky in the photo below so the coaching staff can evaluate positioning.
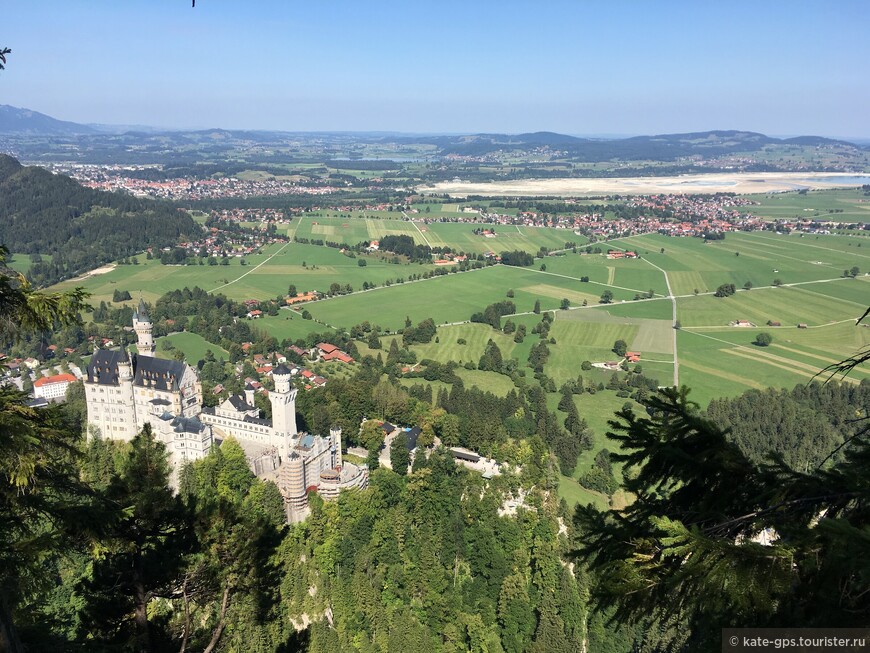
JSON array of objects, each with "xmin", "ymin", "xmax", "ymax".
[{"xmin": 3, "ymin": 1, "xmax": 869, "ymax": 136}]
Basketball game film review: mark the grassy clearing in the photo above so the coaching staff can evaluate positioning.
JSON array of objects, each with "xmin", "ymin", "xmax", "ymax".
[
  {"xmin": 410, "ymin": 323, "xmax": 520, "ymax": 366},
  {"xmin": 251, "ymin": 310, "xmax": 331, "ymax": 343},
  {"xmin": 154, "ymin": 332, "xmax": 228, "ymax": 363},
  {"xmin": 8, "ymin": 252, "xmax": 52, "ymax": 274},
  {"xmin": 554, "ymin": 392, "xmax": 641, "ymax": 511},
  {"xmin": 454, "ymin": 369, "xmax": 518, "ymax": 395},
  {"xmin": 558, "ymin": 475, "xmax": 609, "ymax": 511}
]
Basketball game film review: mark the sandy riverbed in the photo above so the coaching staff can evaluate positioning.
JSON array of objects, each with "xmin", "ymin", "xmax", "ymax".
[{"xmin": 420, "ymin": 172, "xmax": 870, "ymax": 197}]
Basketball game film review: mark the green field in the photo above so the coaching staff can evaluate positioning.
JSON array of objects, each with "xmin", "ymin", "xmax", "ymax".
[
  {"xmin": 249, "ymin": 311, "xmax": 329, "ymax": 343},
  {"xmin": 296, "ymin": 264, "xmax": 647, "ymax": 336},
  {"xmin": 50, "ymin": 242, "xmax": 441, "ymax": 307},
  {"xmin": 558, "ymin": 475, "xmax": 609, "ymax": 511},
  {"xmin": 676, "ymin": 283, "xmax": 868, "ymax": 328},
  {"xmin": 8, "ymin": 252, "xmax": 52, "ymax": 274},
  {"xmin": 738, "ymin": 188, "xmax": 870, "ymax": 223},
  {"xmin": 403, "ymin": 323, "xmax": 526, "ymax": 366},
  {"xmin": 290, "ymin": 214, "xmax": 587, "ymax": 254},
  {"xmin": 610, "ymin": 231, "xmax": 869, "ymax": 296},
  {"xmin": 676, "ymin": 319, "xmax": 870, "ymax": 405},
  {"xmin": 154, "ymin": 332, "xmax": 229, "ymax": 363}
]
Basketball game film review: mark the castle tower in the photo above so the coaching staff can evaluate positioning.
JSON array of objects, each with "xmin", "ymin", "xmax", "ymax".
[
  {"xmin": 270, "ymin": 363, "xmax": 298, "ymax": 456},
  {"xmin": 279, "ymin": 450, "xmax": 307, "ymax": 521},
  {"xmin": 330, "ymin": 426, "xmax": 343, "ymax": 469},
  {"xmin": 244, "ymin": 382, "xmax": 256, "ymax": 407},
  {"xmin": 132, "ymin": 298, "xmax": 155, "ymax": 356}
]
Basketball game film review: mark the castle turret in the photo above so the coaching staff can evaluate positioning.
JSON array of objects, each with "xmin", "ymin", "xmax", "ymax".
[
  {"xmin": 133, "ymin": 298, "xmax": 155, "ymax": 356},
  {"xmin": 117, "ymin": 348, "xmax": 133, "ymax": 381},
  {"xmin": 244, "ymin": 382, "xmax": 256, "ymax": 407},
  {"xmin": 270, "ymin": 363, "xmax": 298, "ymax": 455}
]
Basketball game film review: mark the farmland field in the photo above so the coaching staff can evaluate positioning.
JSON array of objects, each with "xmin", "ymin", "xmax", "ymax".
[
  {"xmin": 296, "ymin": 264, "xmax": 646, "ymax": 334},
  {"xmin": 289, "ymin": 214, "xmax": 587, "ymax": 254},
  {"xmin": 609, "ymin": 231, "xmax": 870, "ymax": 296},
  {"xmin": 50, "ymin": 242, "xmax": 442, "ymax": 307},
  {"xmin": 737, "ymin": 188, "xmax": 870, "ymax": 223},
  {"xmin": 676, "ymin": 283, "xmax": 868, "ymax": 328}
]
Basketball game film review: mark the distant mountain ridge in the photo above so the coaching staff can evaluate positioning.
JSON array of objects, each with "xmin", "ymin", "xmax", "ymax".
[
  {"xmin": 0, "ymin": 104, "xmax": 96, "ymax": 135},
  {"xmin": 0, "ymin": 104, "xmax": 866, "ymax": 166},
  {"xmin": 0, "ymin": 104, "xmax": 859, "ymax": 147}
]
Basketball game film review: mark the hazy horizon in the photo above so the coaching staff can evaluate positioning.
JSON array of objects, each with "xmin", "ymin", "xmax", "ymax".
[{"xmin": 4, "ymin": 1, "xmax": 869, "ymax": 137}]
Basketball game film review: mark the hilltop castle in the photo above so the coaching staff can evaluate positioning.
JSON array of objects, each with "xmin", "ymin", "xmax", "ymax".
[{"xmin": 85, "ymin": 300, "xmax": 367, "ymax": 521}]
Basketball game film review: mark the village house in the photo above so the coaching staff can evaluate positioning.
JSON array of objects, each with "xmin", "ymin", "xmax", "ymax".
[
  {"xmin": 316, "ymin": 342, "xmax": 355, "ymax": 364},
  {"xmin": 34, "ymin": 373, "xmax": 77, "ymax": 401}
]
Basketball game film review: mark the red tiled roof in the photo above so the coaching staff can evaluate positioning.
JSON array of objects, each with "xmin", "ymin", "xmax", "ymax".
[{"xmin": 34, "ymin": 373, "xmax": 77, "ymax": 387}]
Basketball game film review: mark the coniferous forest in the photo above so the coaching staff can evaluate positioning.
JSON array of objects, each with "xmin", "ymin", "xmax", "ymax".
[{"xmin": 0, "ymin": 154, "xmax": 199, "ymax": 285}]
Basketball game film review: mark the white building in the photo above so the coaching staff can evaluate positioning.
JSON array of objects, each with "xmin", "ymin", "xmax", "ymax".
[{"xmin": 34, "ymin": 372, "xmax": 77, "ymax": 401}]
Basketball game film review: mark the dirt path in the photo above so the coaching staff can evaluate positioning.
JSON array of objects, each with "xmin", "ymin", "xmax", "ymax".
[
  {"xmin": 210, "ymin": 242, "xmax": 290, "ymax": 293},
  {"xmin": 641, "ymin": 257, "xmax": 679, "ymax": 386}
]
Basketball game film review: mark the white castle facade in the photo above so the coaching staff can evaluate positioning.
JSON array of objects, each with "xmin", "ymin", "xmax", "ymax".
[{"xmin": 85, "ymin": 300, "xmax": 367, "ymax": 521}]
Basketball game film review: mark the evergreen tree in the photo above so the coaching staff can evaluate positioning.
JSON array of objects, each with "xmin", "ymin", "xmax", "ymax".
[
  {"xmin": 574, "ymin": 386, "xmax": 870, "ymax": 650},
  {"xmin": 80, "ymin": 424, "xmax": 193, "ymax": 652},
  {"xmin": 478, "ymin": 339, "xmax": 504, "ymax": 373},
  {"xmin": 390, "ymin": 432, "xmax": 410, "ymax": 475}
]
